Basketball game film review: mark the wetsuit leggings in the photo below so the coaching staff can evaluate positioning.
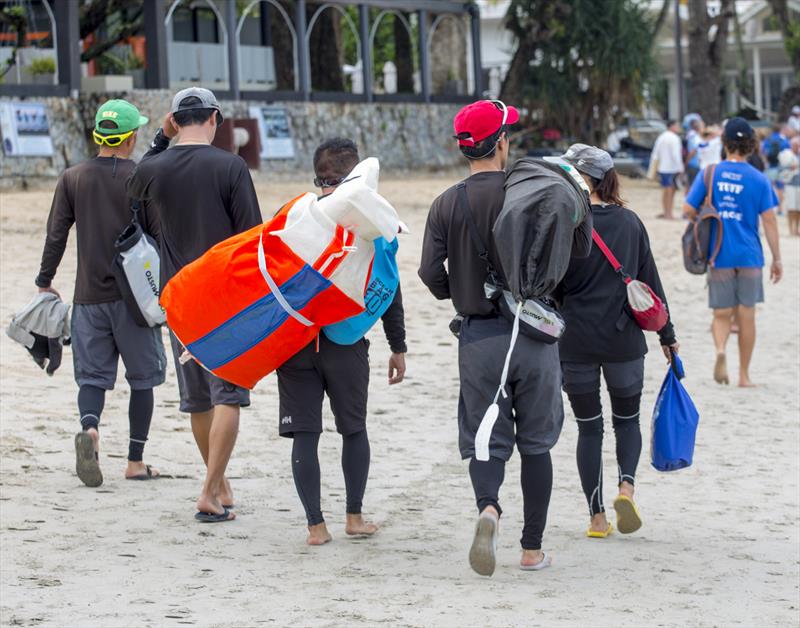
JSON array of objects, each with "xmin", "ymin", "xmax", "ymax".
[
  {"xmin": 568, "ymin": 391, "xmax": 642, "ymax": 516},
  {"xmin": 291, "ymin": 429, "xmax": 370, "ymax": 526},
  {"xmin": 77, "ymin": 384, "xmax": 154, "ymax": 462},
  {"xmin": 468, "ymin": 453, "xmax": 553, "ymax": 550}
]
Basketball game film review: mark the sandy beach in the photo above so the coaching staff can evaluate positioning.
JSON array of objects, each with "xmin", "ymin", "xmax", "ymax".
[{"xmin": 1, "ymin": 172, "xmax": 798, "ymax": 627}]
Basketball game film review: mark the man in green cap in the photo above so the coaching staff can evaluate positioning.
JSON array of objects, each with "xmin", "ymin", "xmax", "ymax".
[{"xmin": 35, "ymin": 99, "xmax": 167, "ymax": 487}]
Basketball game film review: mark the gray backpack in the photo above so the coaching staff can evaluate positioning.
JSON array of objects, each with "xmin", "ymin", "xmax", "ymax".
[{"xmin": 682, "ymin": 165, "xmax": 723, "ymax": 275}]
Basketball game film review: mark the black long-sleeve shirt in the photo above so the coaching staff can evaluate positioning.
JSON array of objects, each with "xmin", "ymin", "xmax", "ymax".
[
  {"xmin": 555, "ymin": 203, "xmax": 677, "ymax": 363},
  {"xmin": 418, "ymin": 170, "xmax": 592, "ymax": 315},
  {"xmin": 127, "ymin": 132, "xmax": 262, "ymax": 285},
  {"xmin": 36, "ymin": 156, "xmax": 160, "ymax": 304}
]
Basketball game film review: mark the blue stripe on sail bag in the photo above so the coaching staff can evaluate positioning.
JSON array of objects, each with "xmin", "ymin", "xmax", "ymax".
[
  {"xmin": 323, "ymin": 237, "xmax": 400, "ymax": 345},
  {"xmin": 188, "ymin": 265, "xmax": 331, "ymax": 369},
  {"xmin": 650, "ymin": 354, "xmax": 700, "ymax": 472}
]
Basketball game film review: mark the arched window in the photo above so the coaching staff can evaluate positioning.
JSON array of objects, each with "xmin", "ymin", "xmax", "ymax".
[
  {"xmin": 166, "ymin": 0, "xmax": 229, "ymax": 89},
  {"xmin": 0, "ymin": 0, "xmax": 57, "ymax": 85},
  {"xmin": 236, "ymin": 0, "xmax": 298, "ymax": 92},
  {"xmin": 369, "ymin": 9, "xmax": 418, "ymax": 96},
  {"xmin": 427, "ymin": 13, "xmax": 472, "ymax": 97},
  {"xmin": 305, "ymin": 3, "xmax": 360, "ymax": 93}
]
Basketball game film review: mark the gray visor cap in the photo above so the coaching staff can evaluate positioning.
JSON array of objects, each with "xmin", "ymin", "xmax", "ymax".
[
  {"xmin": 560, "ymin": 143, "xmax": 614, "ymax": 180},
  {"xmin": 171, "ymin": 87, "xmax": 223, "ymax": 122}
]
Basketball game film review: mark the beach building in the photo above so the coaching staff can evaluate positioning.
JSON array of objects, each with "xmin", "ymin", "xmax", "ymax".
[{"xmin": 477, "ymin": 0, "xmax": 797, "ymax": 120}]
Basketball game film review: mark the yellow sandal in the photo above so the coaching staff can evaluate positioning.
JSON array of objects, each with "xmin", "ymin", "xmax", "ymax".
[
  {"xmin": 586, "ymin": 522, "xmax": 613, "ymax": 538},
  {"xmin": 613, "ymin": 495, "xmax": 642, "ymax": 534}
]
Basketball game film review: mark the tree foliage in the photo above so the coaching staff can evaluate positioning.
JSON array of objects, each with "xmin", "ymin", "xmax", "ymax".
[
  {"xmin": 500, "ymin": 0, "xmax": 657, "ymax": 144},
  {"xmin": 766, "ymin": 0, "xmax": 800, "ymax": 79}
]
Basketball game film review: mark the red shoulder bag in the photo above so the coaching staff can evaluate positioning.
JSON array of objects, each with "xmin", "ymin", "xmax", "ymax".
[{"xmin": 592, "ymin": 229, "xmax": 669, "ymax": 332}]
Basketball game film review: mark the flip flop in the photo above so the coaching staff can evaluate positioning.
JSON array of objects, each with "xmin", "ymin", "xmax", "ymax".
[
  {"xmin": 74, "ymin": 432, "xmax": 103, "ymax": 488},
  {"xmin": 126, "ymin": 465, "xmax": 160, "ymax": 481},
  {"xmin": 586, "ymin": 522, "xmax": 613, "ymax": 538},
  {"xmin": 613, "ymin": 495, "xmax": 642, "ymax": 534},
  {"xmin": 520, "ymin": 552, "xmax": 552, "ymax": 571},
  {"xmin": 195, "ymin": 507, "xmax": 235, "ymax": 523},
  {"xmin": 469, "ymin": 511, "xmax": 498, "ymax": 577}
]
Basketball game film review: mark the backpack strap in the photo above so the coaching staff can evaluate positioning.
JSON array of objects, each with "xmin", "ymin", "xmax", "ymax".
[
  {"xmin": 130, "ymin": 199, "xmax": 141, "ymax": 225},
  {"xmin": 592, "ymin": 229, "xmax": 631, "ymax": 284},
  {"xmin": 703, "ymin": 164, "xmax": 716, "ymax": 210},
  {"xmin": 456, "ymin": 181, "xmax": 497, "ymax": 276}
]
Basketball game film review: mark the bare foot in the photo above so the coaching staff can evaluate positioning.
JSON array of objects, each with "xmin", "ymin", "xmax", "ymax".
[
  {"xmin": 307, "ymin": 522, "xmax": 332, "ymax": 545},
  {"xmin": 739, "ymin": 374, "xmax": 757, "ymax": 388},
  {"xmin": 345, "ymin": 514, "xmax": 378, "ymax": 537},
  {"xmin": 196, "ymin": 494, "xmax": 235, "ymax": 520},
  {"xmin": 714, "ymin": 353, "xmax": 729, "ymax": 385},
  {"xmin": 219, "ymin": 476, "xmax": 234, "ymax": 508},
  {"xmin": 589, "ymin": 512, "xmax": 610, "ymax": 534},
  {"xmin": 656, "ymin": 214, "xmax": 675, "ymax": 220},
  {"xmin": 125, "ymin": 461, "xmax": 160, "ymax": 479},
  {"xmin": 520, "ymin": 549, "xmax": 550, "ymax": 569}
]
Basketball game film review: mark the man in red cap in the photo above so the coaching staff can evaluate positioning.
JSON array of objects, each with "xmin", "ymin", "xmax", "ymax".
[{"xmin": 419, "ymin": 101, "xmax": 559, "ymax": 576}]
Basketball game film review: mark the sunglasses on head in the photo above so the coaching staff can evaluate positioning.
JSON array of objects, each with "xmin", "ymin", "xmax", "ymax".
[
  {"xmin": 93, "ymin": 129, "xmax": 134, "ymax": 147},
  {"xmin": 489, "ymin": 99, "xmax": 509, "ymax": 127}
]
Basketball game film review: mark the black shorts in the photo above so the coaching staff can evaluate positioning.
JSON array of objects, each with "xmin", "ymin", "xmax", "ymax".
[
  {"xmin": 169, "ymin": 331, "xmax": 250, "ymax": 413},
  {"xmin": 277, "ymin": 334, "xmax": 370, "ymax": 437}
]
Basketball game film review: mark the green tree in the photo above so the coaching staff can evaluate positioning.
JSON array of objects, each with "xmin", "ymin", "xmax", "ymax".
[{"xmin": 500, "ymin": 0, "xmax": 657, "ymax": 144}]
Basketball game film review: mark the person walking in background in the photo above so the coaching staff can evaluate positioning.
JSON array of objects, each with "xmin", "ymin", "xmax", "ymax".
[
  {"xmin": 554, "ymin": 145, "xmax": 679, "ymax": 538},
  {"xmin": 697, "ymin": 124, "xmax": 723, "ymax": 171},
  {"xmin": 685, "ymin": 117, "xmax": 704, "ymax": 186},
  {"xmin": 684, "ymin": 118, "xmax": 783, "ymax": 387},
  {"xmin": 419, "ymin": 100, "xmax": 591, "ymax": 575},
  {"xmin": 277, "ymin": 138, "xmax": 407, "ymax": 546},
  {"xmin": 650, "ymin": 120, "xmax": 684, "ymax": 219},
  {"xmin": 780, "ymin": 137, "xmax": 800, "ymax": 236},
  {"xmin": 762, "ymin": 124, "xmax": 792, "ymax": 215},
  {"xmin": 787, "ymin": 106, "xmax": 800, "ymax": 134},
  {"xmin": 128, "ymin": 88, "xmax": 263, "ymax": 522},
  {"xmin": 35, "ymin": 99, "xmax": 166, "ymax": 487}
]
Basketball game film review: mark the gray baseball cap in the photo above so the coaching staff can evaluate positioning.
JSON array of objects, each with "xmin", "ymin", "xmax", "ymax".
[
  {"xmin": 560, "ymin": 143, "xmax": 614, "ymax": 180},
  {"xmin": 171, "ymin": 86, "xmax": 223, "ymax": 122}
]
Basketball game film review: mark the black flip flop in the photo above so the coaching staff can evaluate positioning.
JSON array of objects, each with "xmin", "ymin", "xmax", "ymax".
[
  {"xmin": 126, "ymin": 465, "xmax": 160, "ymax": 481},
  {"xmin": 195, "ymin": 507, "xmax": 235, "ymax": 523},
  {"xmin": 74, "ymin": 432, "xmax": 103, "ymax": 488}
]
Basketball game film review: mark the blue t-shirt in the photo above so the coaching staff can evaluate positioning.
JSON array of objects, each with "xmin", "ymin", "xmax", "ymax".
[
  {"xmin": 686, "ymin": 161, "xmax": 778, "ymax": 268},
  {"xmin": 761, "ymin": 132, "xmax": 790, "ymax": 167}
]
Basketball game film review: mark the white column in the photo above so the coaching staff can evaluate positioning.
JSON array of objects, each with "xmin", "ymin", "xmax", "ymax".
[
  {"xmin": 668, "ymin": 76, "xmax": 679, "ymax": 120},
  {"xmin": 753, "ymin": 46, "xmax": 762, "ymax": 113}
]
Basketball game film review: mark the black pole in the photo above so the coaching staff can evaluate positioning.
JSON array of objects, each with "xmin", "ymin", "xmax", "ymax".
[
  {"xmin": 54, "ymin": 0, "xmax": 80, "ymax": 95},
  {"xmin": 469, "ymin": 3, "xmax": 482, "ymax": 98},
  {"xmin": 144, "ymin": 0, "xmax": 169, "ymax": 89},
  {"xmin": 260, "ymin": 1, "xmax": 272, "ymax": 47},
  {"xmin": 418, "ymin": 9, "xmax": 430, "ymax": 103},
  {"xmin": 296, "ymin": 0, "xmax": 310, "ymax": 99},
  {"xmin": 674, "ymin": 0, "xmax": 685, "ymax": 119},
  {"xmin": 225, "ymin": 0, "xmax": 240, "ymax": 99},
  {"xmin": 359, "ymin": 4, "xmax": 373, "ymax": 103}
]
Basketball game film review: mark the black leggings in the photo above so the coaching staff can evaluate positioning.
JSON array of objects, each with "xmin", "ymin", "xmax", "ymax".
[
  {"xmin": 77, "ymin": 384, "xmax": 154, "ymax": 462},
  {"xmin": 468, "ymin": 453, "xmax": 553, "ymax": 550},
  {"xmin": 568, "ymin": 391, "xmax": 642, "ymax": 516},
  {"xmin": 291, "ymin": 429, "xmax": 370, "ymax": 526}
]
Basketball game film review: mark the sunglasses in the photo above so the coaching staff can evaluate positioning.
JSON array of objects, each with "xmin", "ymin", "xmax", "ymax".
[
  {"xmin": 93, "ymin": 129, "xmax": 135, "ymax": 147},
  {"xmin": 490, "ymin": 99, "xmax": 509, "ymax": 128}
]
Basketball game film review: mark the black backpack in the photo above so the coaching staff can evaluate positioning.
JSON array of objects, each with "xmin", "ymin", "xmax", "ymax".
[
  {"xmin": 766, "ymin": 137, "xmax": 782, "ymax": 167},
  {"xmin": 682, "ymin": 165, "xmax": 723, "ymax": 275}
]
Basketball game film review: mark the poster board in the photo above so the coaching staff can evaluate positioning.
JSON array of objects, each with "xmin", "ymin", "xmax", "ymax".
[
  {"xmin": 249, "ymin": 106, "xmax": 294, "ymax": 160},
  {"xmin": 0, "ymin": 102, "xmax": 55, "ymax": 157}
]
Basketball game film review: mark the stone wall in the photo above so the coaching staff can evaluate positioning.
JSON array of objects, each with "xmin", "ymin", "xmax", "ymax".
[{"xmin": 0, "ymin": 91, "xmax": 463, "ymax": 186}]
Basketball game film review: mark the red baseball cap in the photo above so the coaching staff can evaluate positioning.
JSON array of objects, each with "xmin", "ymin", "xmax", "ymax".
[{"xmin": 453, "ymin": 100, "xmax": 520, "ymax": 147}]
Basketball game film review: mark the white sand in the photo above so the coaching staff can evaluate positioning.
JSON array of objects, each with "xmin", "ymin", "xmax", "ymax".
[{"xmin": 1, "ymin": 174, "xmax": 798, "ymax": 627}]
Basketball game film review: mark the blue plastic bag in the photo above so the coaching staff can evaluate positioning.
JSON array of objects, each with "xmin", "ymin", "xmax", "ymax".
[
  {"xmin": 651, "ymin": 354, "xmax": 700, "ymax": 472},
  {"xmin": 322, "ymin": 237, "xmax": 399, "ymax": 345}
]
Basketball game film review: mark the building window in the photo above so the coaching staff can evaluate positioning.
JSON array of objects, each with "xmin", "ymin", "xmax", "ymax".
[{"xmin": 172, "ymin": 5, "xmax": 220, "ymax": 44}]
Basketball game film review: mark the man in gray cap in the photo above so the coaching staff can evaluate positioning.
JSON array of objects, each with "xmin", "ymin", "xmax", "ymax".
[{"xmin": 128, "ymin": 87, "xmax": 263, "ymax": 522}]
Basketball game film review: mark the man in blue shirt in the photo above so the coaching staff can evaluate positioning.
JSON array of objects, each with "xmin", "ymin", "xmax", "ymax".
[
  {"xmin": 685, "ymin": 117, "xmax": 703, "ymax": 187},
  {"xmin": 762, "ymin": 124, "xmax": 792, "ymax": 214},
  {"xmin": 684, "ymin": 118, "xmax": 783, "ymax": 388}
]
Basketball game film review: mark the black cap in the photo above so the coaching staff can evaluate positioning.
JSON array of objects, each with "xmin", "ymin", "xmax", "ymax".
[{"xmin": 723, "ymin": 117, "xmax": 754, "ymax": 141}]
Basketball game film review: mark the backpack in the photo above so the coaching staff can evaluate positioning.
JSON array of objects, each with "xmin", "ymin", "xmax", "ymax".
[
  {"xmin": 766, "ymin": 137, "xmax": 782, "ymax": 167},
  {"xmin": 682, "ymin": 165, "xmax": 723, "ymax": 275}
]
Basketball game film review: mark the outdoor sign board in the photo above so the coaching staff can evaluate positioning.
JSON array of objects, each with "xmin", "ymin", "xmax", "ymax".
[
  {"xmin": 249, "ymin": 106, "xmax": 294, "ymax": 160},
  {"xmin": 0, "ymin": 102, "xmax": 55, "ymax": 157}
]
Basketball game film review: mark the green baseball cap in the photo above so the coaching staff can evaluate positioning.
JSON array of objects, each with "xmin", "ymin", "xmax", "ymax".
[{"xmin": 95, "ymin": 99, "xmax": 149, "ymax": 135}]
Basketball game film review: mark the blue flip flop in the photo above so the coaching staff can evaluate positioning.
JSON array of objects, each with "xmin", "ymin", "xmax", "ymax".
[{"xmin": 194, "ymin": 507, "xmax": 234, "ymax": 523}]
